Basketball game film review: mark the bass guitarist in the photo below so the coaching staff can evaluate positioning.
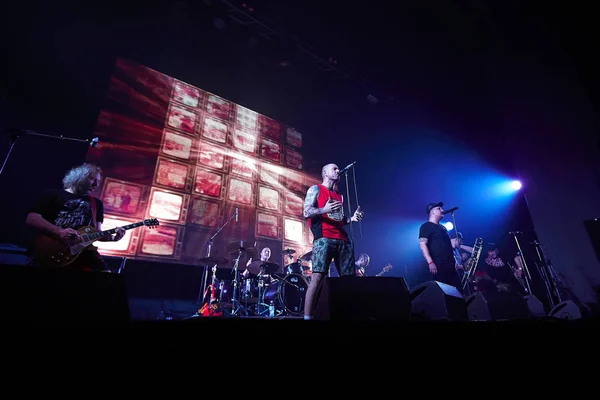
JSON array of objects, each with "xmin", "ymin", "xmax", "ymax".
[{"xmin": 25, "ymin": 163, "xmax": 125, "ymax": 272}]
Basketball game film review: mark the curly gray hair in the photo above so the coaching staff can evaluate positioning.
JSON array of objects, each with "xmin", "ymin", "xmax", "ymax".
[{"xmin": 62, "ymin": 163, "xmax": 102, "ymax": 192}]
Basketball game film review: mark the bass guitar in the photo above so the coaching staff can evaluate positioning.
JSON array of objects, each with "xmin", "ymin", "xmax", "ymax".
[{"xmin": 31, "ymin": 218, "xmax": 159, "ymax": 267}]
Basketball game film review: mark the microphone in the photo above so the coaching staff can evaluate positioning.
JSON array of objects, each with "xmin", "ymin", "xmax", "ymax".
[
  {"xmin": 235, "ymin": 207, "xmax": 238, "ymax": 222},
  {"xmin": 509, "ymin": 231, "xmax": 522, "ymax": 235},
  {"xmin": 89, "ymin": 137, "xmax": 99, "ymax": 147},
  {"xmin": 442, "ymin": 207, "xmax": 459, "ymax": 215},
  {"xmin": 338, "ymin": 161, "xmax": 357, "ymax": 175}
]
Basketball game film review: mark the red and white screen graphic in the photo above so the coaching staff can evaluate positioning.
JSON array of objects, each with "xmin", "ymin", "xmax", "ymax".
[
  {"xmin": 230, "ymin": 153, "xmax": 255, "ymax": 179},
  {"xmin": 232, "ymin": 128, "xmax": 257, "ymax": 154},
  {"xmin": 282, "ymin": 169, "xmax": 304, "ymax": 193},
  {"xmin": 259, "ymin": 115, "xmax": 281, "ymax": 140},
  {"xmin": 235, "ymin": 104, "xmax": 258, "ymax": 131},
  {"xmin": 155, "ymin": 157, "xmax": 190, "ymax": 191},
  {"xmin": 190, "ymin": 198, "xmax": 220, "ymax": 227},
  {"xmin": 259, "ymin": 163, "xmax": 281, "ymax": 187},
  {"xmin": 260, "ymin": 138, "xmax": 281, "ymax": 164},
  {"xmin": 140, "ymin": 225, "xmax": 179, "ymax": 256},
  {"xmin": 284, "ymin": 218, "xmax": 303, "ymax": 243},
  {"xmin": 200, "ymin": 116, "xmax": 228, "ymax": 144},
  {"xmin": 205, "ymin": 93, "xmax": 231, "ymax": 121},
  {"xmin": 95, "ymin": 216, "xmax": 137, "ymax": 253},
  {"xmin": 257, "ymin": 212, "xmax": 279, "ymax": 239},
  {"xmin": 284, "ymin": 191, "xmax": 303, "ymax": 217},
  {"xmin": 102, "ymin": 179, "xmax": 143, "ymax": 216},
  {"xmin": 161, "ymin": 129, "xmax": 194, "ymax": 161},
  {"xmin": 285, "ymin": 148, "xmax": 303, "ymax": 170},
  {"xmin": 194, "ymin": 168, "xmax": 223, "ymax": 198},
  {"xmin": 172, "ymin": 81, "xmax": 201, "ymax": 108},
  {"xmin": 167, "ymin": 104, "xmax": 197, "ymax": 134},
  {"xmin": 258, "ymin": 185, "xmax": 280, "ymax": 212},
  {"xmin": 198, "ymin": 141, "xmax": 226, "ymax": 170},
  {"xmin": 149, "ymin": 189, "xmax": 184, "ymax": 222},
  {"xmin": 227, "ymin": 177, "xmax": 253, "ymax": 205},
  {"xmin": 286, "ymin": 127, "xmax": 302, "ymax": 148}
]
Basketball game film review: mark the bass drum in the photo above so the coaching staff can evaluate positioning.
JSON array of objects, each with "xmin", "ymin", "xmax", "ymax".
[{"xmin": 263, "ymin": 273, "xmax": 308, "ymax": 315}]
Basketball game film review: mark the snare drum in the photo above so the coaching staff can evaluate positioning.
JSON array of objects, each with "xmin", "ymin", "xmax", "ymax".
[{"xmin": 262, "ymin": 273, "xmax": 308, "ymax": 315}]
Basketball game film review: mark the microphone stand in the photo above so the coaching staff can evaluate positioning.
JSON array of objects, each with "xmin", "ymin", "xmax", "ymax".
[
  {"xmin": 196, "ymin": 209, "xmax": 238, "ymax": 306},
  {"xmin": 510, "ymin": 232, "xmax": 533, "ymax": 295},
  {"xmin": 341, "ymin": 162, "xmax": 361, "ymax": 243},
  {"xmin": 531, "ymin": 240, "xmax": 562, "ymax": 309},
  {"xmin": 1, "ymin": 128, "xmax": 98, "ymax": 176}
]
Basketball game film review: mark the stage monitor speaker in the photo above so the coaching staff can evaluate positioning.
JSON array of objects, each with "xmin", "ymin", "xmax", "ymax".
[
  {"xmin": 0, "ymin": 264, "xmax": 131, "ymax": 322},
  {"xmin": 524, "ymin": 294, "xmax": 547, "ymax": 317},
  {"xmin": 549, "ymin": 300, "xmax": 582, "ymax": 320},
  {"xmin": 313, "ymin": 276, "xmax": 411, "ymax": 321},
  {"xmin": 466, "ymin": 291, "xmax": 531, "ymax": 321},
  {"xmin": 410, "ymin": 281, "xmax": 468, "ymax": 321}
]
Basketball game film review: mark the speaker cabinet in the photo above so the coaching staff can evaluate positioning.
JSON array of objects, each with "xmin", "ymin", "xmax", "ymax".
[
  {"xmin": 549, "ymin": 300, "xmax": 582, "ymax": 320},
  {"xmin": 313, "ymin": 276, "xmax": 411, "ymax": 321},
  {"xmin": 0, "ymin": 264, "xmax": 131, "ymax": 322},
  {"xmin": 524, "ymin": 295, "xmax": 547, "ymax": 317},
  {"xmin": 410, "ymin": 281, "xmax": 468, "ymax": 321},
  {"xmin": 466, "ymin": 291, "xmax": 531, "ymax": 321}
]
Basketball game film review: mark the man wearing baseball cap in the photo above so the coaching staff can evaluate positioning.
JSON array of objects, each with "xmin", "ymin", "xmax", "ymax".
[{"xmin": 418, "ymin": 201, "xmax": 461, "ymax": 290}]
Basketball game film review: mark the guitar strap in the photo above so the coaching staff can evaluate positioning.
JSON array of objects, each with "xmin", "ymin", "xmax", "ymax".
[{"xmin": 89, "ymin": 196, "xmax": 97, "ymax": 226}]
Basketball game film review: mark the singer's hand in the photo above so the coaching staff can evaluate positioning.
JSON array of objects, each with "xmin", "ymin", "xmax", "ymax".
[
  {"xmin": 350, "ymin": 206, "xmax": 364, "ymax": 222},
  {"xmin": 429, "ymin": 262, "xmax": 438, "ymax": 275},
  {"xmin": 323, "ymin": 198, "xmax": 342, "ymax": 214}
]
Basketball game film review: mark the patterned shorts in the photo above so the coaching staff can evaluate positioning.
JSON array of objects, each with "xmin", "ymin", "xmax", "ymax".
[{"xmin": 311, "ymin": 237, "xmax": 356, "ymax": 276}]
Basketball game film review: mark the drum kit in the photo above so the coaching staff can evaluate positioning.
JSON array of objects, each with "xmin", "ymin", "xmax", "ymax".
[{"xmin": 197, "ymin": 242, "xmax": 313, "ymax": 318}]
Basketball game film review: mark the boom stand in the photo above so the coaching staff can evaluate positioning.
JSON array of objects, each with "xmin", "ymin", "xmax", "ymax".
[
  {"xmin": 510, "ymin": 232, "xmax": 533, "ymax": 295},
  {"xmin": 196, "ymin": 209, "xmax": 238, "ymax": 305},
  {"xmin": 1, "ymin": 128, "xmax": 98, "ymax": 176},
  {"xmin": 448, "ymin": 211, "xmax": 467, "ymax": 289},
  {"xmin": 531, "ymin": 240, "xmax": 563, "ymax": 309}
]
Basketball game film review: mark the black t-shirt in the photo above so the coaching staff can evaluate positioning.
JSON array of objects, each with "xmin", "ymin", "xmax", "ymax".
[
  {"xmin": 28, "ymin": 189, "xmax": 104, "ymax": 230},
  {"xmin": 419, "ymin": 221, "xmax": 455, "ymax": 268}
]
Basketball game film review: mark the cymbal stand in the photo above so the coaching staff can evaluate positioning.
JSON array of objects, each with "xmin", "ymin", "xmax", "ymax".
[
  {"xmin": 197, "ymin": 208, "xmax": 238, "ymax": 304},
  {"xmin": 229, "ymin": 247, "xmax": 247, "ymax": 316},
  {"xmin": 510, "ymin": 232, "xmax": 533, "ymax": 295}
]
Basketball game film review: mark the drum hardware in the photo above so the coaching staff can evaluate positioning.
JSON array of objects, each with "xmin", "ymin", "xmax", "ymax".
[
  {"xmin": 195, "ymin": 208, "xmax": 240, "ymax": 310},
  {"xmin": 224, "ymin": 242, "xmax": 253, "ymax": 316},
  {"xmin": 262, "ymin": 273, "xmax": 308, "ymax": 316}
]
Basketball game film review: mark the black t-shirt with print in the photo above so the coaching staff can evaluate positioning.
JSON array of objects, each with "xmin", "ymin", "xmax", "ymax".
[
  {"xmin": 28, "ymin": 189, "xmax": 104, "ymax": 230},
  {"xmin": 418, "ymin": 221, "xmax": 455, "ymax": 268}
]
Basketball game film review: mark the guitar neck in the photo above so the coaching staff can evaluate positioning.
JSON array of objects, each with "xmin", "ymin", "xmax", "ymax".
[{"xmin": 82, "ymin": 222, "xmax": 144, "ymax": 242}]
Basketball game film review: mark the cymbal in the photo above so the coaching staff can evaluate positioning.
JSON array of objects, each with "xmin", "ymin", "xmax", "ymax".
[
  {"xmin": 283, "ymin": 248, "xmax": 296, "ymax": 255},
  {"xmin": 198, "ymin": 256, "xmax": 229, "ymax": 266},
  {"xmin": 246, "ymin": 260, "xmax": 280, "ymax": 275},
  {"xmin": 227, "ymin": 240, "xmax": 256, "ymax": 253},
  {"xmin": 299, "ymin": 251, "xmax": 312, "ymax": 261}
]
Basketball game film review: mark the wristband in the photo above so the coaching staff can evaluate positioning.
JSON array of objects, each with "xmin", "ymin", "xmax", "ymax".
[{"xmin": 428, "ymin": 261, "xmax": 434, "ymax": 265}]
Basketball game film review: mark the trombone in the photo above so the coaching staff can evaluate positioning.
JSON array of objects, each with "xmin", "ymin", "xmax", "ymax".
[{"xmin": 461, "ymin": 237, "xmax": 483, "ymax": 290}]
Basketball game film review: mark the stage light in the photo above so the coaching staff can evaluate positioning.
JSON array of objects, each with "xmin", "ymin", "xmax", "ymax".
[
  {"xmin": 511, "ymin": 180, "xmax": 522, "ymax": 190},
  {"xmin": 444, "ymin": 222, "xmax": 454, "ymax": 231}
]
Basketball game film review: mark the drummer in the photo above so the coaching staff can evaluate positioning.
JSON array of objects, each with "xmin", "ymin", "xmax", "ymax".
[{"xmin": 242, "ymin": 247, "xmax": 282, "ymax": 280}]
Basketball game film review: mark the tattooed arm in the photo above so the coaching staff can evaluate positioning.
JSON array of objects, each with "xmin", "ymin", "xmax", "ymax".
[{"xmin": 303, "ymin": 185, "xmax": 325, "ymax": 219}]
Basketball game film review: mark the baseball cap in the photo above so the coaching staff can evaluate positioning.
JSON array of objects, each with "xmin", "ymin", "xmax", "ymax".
[{"xmin": 426, "ymin": 202, "xmax": 443, "ymax": 214}]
